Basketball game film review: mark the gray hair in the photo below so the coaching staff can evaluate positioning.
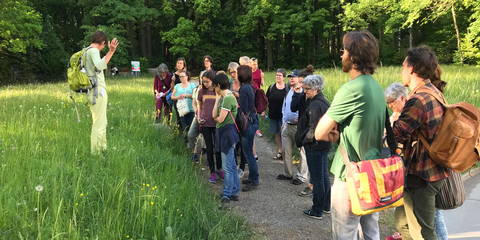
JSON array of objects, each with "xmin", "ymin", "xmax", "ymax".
[
  {"xmin": 239, "ymin": 56, "xmax": 251, "ymax": 66},
  {"xmin": 302, "ymin": 74, "xmax": 325, "ymax": 91},
  {"xmin": 227, "ymin": 62, "xmax": 239, "ymax": 72},
  {"xmin": 385, "ymin": 83, "xmax": 408, "ymax": 101},
  {"xmin": 156, "ymin": 63, "xmax": 169, "ymax": 75}
]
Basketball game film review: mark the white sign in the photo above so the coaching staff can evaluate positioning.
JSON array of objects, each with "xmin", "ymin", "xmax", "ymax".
[{"xmin": 131, "ymin": 61, "xmax": 141, "ymax": 72}]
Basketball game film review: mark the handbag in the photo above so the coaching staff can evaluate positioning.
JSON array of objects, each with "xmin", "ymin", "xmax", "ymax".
[
  {"xmin": 435, "ymin": 169, "xmax": 466, "ymax": 210},
  {"xmin": 235, "ymin": 111, "xmax": 250, "ymax": 133},
  {"xmin": 176, "ymin": 98, "xmax": 190, "ymax": 117},
  {"xmin": 339, "ymin": 108, "xmax": 405, "ymax": 216}
]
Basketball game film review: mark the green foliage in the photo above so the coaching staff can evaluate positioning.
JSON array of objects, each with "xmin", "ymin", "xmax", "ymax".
[
  {"xmin": 2, "ymin": 0, "xmax": 480, "ymax": 84},
  {"xmin": 162, "ymin": 17, "xmax": 200, "ymax": 57},
  {"xmin": 0, "ymin": 0, "xmax": 43, "ymax": 54}
]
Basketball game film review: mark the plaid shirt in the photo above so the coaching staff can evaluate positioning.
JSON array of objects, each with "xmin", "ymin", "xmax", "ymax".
[{"xmin": 393, "ymin": 80, "xmax": 450, "ymax": 182}]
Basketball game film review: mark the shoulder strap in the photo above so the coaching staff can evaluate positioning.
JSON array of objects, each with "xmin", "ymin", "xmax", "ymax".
[
  {"xmin": 415, "ymin": 86, "xmax": 448, "ymax": 106},
  {"xmin": 385, "ymin": 108, "xmax": 398, "ymax": 154},
  {"xmin": 229, "ymin": 111, "xmax": 239, "ymax": 132}
]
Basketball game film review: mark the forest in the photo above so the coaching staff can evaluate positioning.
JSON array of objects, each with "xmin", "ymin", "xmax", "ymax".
[{"xmin": 1, "ymin": 0, "xmax": 479, "ymax": 84}]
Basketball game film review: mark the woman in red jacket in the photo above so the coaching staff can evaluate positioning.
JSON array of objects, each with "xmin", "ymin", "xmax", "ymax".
[{"xmin": 153, "ymin": 63, "xmax": 172, "ymax": 123}]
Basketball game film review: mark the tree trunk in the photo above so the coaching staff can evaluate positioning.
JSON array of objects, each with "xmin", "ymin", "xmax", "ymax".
[
  {"xmin": 409, "ymin": 27, "xmax": 413, "ymax": 49},
  {"xmin": 266, "ymin": 38, "xmax": 273, "ymax": 71},
  {"xmin": 451, "ymin": 5, "xmax": 463, "ymax": 64}
]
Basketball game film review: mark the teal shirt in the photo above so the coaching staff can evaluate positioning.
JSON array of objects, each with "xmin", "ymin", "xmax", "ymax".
[
  {"xmin": 174, "ymin": 82, "xmax": 197, "ymax": 112},
  {"xmin": 326, "ymin": 74, "xmax": 386, "ymax": 180},
  {"xmin": 85, "ymin": 48, "xmax": 107, "ymax": 89}
]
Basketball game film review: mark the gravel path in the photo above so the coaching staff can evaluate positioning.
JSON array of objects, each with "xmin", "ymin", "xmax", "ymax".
[{"xmin": 206, "ymin": 135, "xmax": 394, "ymax": 240}]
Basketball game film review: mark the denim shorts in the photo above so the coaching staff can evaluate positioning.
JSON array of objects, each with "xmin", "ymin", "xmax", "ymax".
[{"xmin": 269, "ymin": 118, "xmax": 282, "ymax": 134}]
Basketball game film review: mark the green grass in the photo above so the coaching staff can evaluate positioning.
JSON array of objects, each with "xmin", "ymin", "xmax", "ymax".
[
  {"xmin": 262, "ymin": 65, "xmax": 480, "ymax": 106},
  {"xmin": 0, "ymin": 77, "xmax": 253, "ymax": 239}
]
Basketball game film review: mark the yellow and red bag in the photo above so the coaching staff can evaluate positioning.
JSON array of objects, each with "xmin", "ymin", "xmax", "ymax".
[
  {"xmin": 339, "ymin": 109, "xmax": 405, "ymax": 215},
  {"xmin": 341, "ymin": 147, "xmax": 404, "ymax": 215}
]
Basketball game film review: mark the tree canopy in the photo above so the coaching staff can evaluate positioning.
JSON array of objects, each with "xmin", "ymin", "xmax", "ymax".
[{"xmin": 1, "ymin": 0, "xmax": 479, "ymax": 85}]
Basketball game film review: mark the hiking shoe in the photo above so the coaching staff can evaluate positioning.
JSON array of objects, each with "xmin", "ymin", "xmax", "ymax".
[
  {"xmin": 242, "ymin": 183, "xmax": 258, "ymax": 192},
  {"xmin": 221, "ymin": 197, "xmax": 230, "ymax": 204},
  {"xmin": 218, "ymin": 194, "xmax": 239, "ymax": 201},
  {"xmin": 256, "ymin": 130, "xmax": 263, "ymax": 137},
  {"xmin": 255, "ymin": 155, "xmax": 259, "ymax": 161},
  {"xmin": 298, "ymin": 187, "xmax": 313, "ymax": 197},
  {"xmin": 217, "ymin": 170, "xmax": 224, "ymax": 179},
  {"xmin": 303, "ymin": 209, "xmax": 322, "ymax": 220},
  {"xmin": 238, "ymin": 169, "xmax": 244, "ymax": 178},
  {"xmin": 191, "ymin": 154, "xmax": 199, "ymax": 163},
  {"xmin": 273, "ymin": 152, "xmax": 283, "ymax": 160},
  {"xmin": 276, "ymin": 174, "xmax": 293, "ymax": 180},
  {"xmin": 242, "ymin": 179, "xmax": 252, "ymax": 184},
  {"xmin": 291, "ymin": 178, "xmax": 303, "ymax": 185},
  {"xmin": 322, "ymin": 209, "xmax": 331, "ymax": 214},
  {"xmin": 208, "ymin": 173, "xmax": 217, "ymax": 183}
]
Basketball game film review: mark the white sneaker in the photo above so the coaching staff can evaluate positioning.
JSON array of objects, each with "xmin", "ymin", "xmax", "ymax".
[{"xmin": 238, "ymin": 169, "xmax": 244, "ymax": 178}]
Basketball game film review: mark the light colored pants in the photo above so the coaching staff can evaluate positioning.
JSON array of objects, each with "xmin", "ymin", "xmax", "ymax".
[
  {"xmin": 281, "ymin": 123, "xmax": 308, "ymax": 182},
  {"xmin": 90, "ymin": 89, "xmax": 108, "ymax": 154},
  {"xmin": 187, "ymin": 117, "xmax": 205, "ymax": 154},
  {"xmin": 331, "ymin": 178, "xmax": 380, "ymax": 240}
]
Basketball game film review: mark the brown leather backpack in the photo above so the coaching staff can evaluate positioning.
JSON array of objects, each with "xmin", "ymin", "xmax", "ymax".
[{"xmin": 416, "ymin": 87, "xmax": 480, "ymax": 172}]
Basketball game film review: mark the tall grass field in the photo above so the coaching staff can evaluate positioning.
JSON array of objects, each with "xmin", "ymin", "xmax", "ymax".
[
  {"xmin": 0, "ymin": 78, "xmax": 253, "ymax": 239},
  {"xmin": 1, "ymin": 65, "xmax": 478, "ymax": 239}
]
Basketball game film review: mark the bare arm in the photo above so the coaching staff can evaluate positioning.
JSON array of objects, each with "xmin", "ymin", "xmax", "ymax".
[
  {"xmin": 315, "ymin": 114, "xmax": 339, "ymax": 142},
  {"xmin": 215, "ymin": 109, "xmax": 229, "ymax": 123},
  {"xmin": 212, "ymin": 96, "xmax": 221, "ymax": 119}
]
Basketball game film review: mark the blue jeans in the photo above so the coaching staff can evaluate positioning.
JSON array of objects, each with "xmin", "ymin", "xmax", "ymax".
[
  {"xmin": 305, "ymin": 149, "xmax": 331, "ymax": 215},
  {"xmin": 221, "ymin": 146, "xmax": 240, "ymax": 198},
  {"xmin": 435, "ymin": 210, "xmax": 448, "ymax": 240},
  {"xmin": 241, "ymin": 122, "xmax": 259, "ymax": 184}
]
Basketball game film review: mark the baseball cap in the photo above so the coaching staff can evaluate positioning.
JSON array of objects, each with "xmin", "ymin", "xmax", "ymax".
[{"xmin": 287, "ymin": 69, "xmax": 300, "ymax": 77}]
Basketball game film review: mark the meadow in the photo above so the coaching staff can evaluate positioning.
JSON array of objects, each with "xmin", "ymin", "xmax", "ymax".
[
  {"xmin": 0, "ymin": 65, "xmax": 478, "ymax": 239},
  {"xmin": 0, "ymin": 78, "xmax": 253, "ymax": 239}
]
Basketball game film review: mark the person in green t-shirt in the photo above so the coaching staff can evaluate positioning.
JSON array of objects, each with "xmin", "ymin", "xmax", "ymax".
[
  {"xmin": 212, "ymin": 72, "xmax": 240, "ymax": 204},
  {"xmin": 85, "ymin": 31, "xmax": 119, "ymax": 155},
  {"xmin": 314, "ymin": 31, "xmax": 385, "ymax": 240}
]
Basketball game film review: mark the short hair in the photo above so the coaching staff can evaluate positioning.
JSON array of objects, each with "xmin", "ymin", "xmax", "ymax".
[
  {"xmin": 203, "ymin": 55, "xmax": 213, "ymax": 64},
  {"xmin": 91, "ymin": 31, "xmax": 108, "ymax": 44},
  {"xmin": 239, "ymin": 56, "xmax": 251, "ymax": 66},
  {"xmin": 384, "ymin": 83, "xmax": 408, "ymax": 102},
  {"xmin": 176, "ymin": 57, "xmax": 187, "ymax": 71},
  {"xmin": 202, "ymin": 69, "xmax": 216, "ymax": 81},
  {"xmin": 343, "ymin": 31, "xmax": 379, "ymax": 74},
  {"xmin": 213, "ymin": 72, "xmax": 230, "ymax": 90},
  {"xmin": 302, "ymin": 75, "xmax": 325, "ymax": 91},
  {"xmin": 237, "ymin": 65, "xmax": 252, "ymax": 84},
  {"xmin": 405, "ymin": 45, "xmax": 439, "ymax": 82},
  {"xmin": 228, "ymin": 62, "xmax": 239, "ymax": 73},
  {"xmin": 156, "ymin": 63, "xmax": 169, "ymax": 75},
  {"xmin": 276, "ymin": 68, "xmax": 286, "ymax": 77}
]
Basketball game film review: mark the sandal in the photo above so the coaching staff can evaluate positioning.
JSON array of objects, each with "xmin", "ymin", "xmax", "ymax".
[{"xmin": 273, "ymin": 152, "xmax": 282, "ymax": 160}]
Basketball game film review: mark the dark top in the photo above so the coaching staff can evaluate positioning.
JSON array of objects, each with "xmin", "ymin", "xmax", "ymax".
[
  {"xmin": 239, "ymin": 84, "xmax": 258, "ymax": 124},
  {"xmin": 266, "ymin": 83, "xmax": 288, "ymax": 120},
  {"xmin": 298, "ymin": 93, "xmax": 331, "ymax": 151},
  {"xmin": 215, "ymin": 124, "xmax": 240, "ymax": 154},
  {"xmin": 291, "ymin": 91, "xmax": 306, "ymax": 116},
  {"xmin": 197, "ymin": 88, "xmax": 217, "ymax": 127},
  {"xmin": 154, "ymin": 73, "xmax": 172, "ymax": 94}
]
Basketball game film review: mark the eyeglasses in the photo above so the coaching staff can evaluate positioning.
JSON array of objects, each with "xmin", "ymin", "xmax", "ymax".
[
  {"xmin": 179, "ymin": 75, "xmax": 187, "ymax": 78},
  {"xmin": 386, "ymin": 98, "xmax": 397, "ymax": 105},
  {"xmin": 275, "ymin": 74, "xmax": 283, "ymax": 77},
  {"xmin": 229, "ymin": 71, "xmax": 237, "ymax": 74},
  {"xmin": 303, "ymin": 87, "xmax": 312, "ymax": 91}
]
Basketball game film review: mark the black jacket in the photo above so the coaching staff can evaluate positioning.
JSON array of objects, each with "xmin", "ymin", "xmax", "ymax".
[{"xmin": 296, "ymin": 93, "xmax": 331, "ymax": 151}]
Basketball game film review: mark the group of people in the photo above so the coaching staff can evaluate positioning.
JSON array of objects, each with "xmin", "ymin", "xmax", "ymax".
[
  {"xmin": 153, "ymin": 56, "xmax": 264, "ymax": 201},
  {"xmin": 85, "ymin": 29, "xmax": 455, "ymax": 239}
]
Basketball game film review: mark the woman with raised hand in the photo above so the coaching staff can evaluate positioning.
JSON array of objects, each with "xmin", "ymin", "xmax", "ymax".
[
  {"xmin": 212, "ymin": 72, "xmax": 240, "ymax": 203},
  {"xmin": 298, "ymin": 75, "xmax": 331, "ymax": 220}
]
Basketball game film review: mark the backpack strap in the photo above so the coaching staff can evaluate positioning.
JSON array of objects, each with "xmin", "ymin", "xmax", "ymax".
[
  {"xmin": 413, "ymin": 85, "xmax": 448, "ymax": 153},
  {"xmin": 229, "ymin": 111, "xmax": 240, "ymax": 133}
]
